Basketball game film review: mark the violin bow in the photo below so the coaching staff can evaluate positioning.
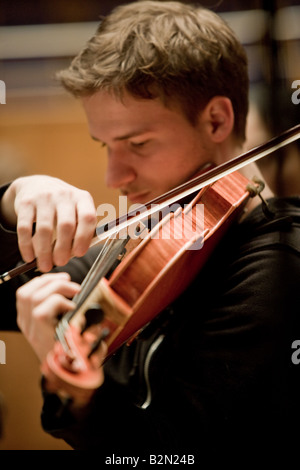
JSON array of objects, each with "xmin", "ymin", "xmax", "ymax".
[{"xmin": 1, "ymin": 123, "xmax": 299, "ymax": 284}]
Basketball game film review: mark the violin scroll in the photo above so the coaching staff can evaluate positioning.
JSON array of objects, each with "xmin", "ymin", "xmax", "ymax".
[{"xmin": 41, "ymin": 309, "xmax": 110, "ymax": 405}]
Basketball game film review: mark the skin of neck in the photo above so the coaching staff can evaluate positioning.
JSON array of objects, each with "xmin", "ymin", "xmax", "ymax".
[{"xmin": 210, "ymin": 132, "xmax": 274, "ymax": 217}]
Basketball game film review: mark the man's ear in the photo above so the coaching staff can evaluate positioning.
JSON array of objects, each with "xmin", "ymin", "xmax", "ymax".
[{"xmin": 200, "ymin": 96, "xmax": 235, "ymax": 143}]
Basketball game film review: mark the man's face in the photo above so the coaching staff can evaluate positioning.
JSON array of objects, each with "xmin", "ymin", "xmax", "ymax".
[{"xmin": 82, "ymin": 90, "xmax": 214, "ymax": 204}]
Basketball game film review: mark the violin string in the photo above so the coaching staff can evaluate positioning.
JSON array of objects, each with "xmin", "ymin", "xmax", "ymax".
[
  {"xmin": 54, "ymin": 235, "xmax": 116, "ymax": 352},
  {"xmin": 72, "ymin": 237, "xmax": 115, "ymax": 306},
  {"xmin": 55, "ymin": 235, "xmax": 115, "ymax": 348},
  {"xmin": 55, "ymin": 234, "xmax": 129, "ymax": 352},
  {"xmin": 72, "ymin": 236, "xmax": 129, "ymax": 314}
]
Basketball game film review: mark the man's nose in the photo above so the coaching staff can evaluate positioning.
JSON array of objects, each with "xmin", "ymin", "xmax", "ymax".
[{"xmin": 105, "ymin": 150, "xmax": 137, "ymax": 189}]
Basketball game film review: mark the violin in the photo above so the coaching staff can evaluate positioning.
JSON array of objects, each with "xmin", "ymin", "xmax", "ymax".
[
  {"xmin": 41, "ymin": 169, "xmax": 254, "ymax": 403},
  {"xmin": 2, "ymin": 124, "xmax": 300, "ymax": 403}
]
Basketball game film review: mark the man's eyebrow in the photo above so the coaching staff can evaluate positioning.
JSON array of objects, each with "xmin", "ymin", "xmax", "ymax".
[
  {"xmin": 114, "ymin": 131, "xmax": 145, "ymax": 141},
  {"xmin": 91, "ymin": 130, "xmax": 148, "ymax": 143}
]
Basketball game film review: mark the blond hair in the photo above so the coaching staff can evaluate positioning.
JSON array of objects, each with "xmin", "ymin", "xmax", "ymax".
[{"xmin": 58, "ymin": 1, "xmax": 249, "ymax": 141}]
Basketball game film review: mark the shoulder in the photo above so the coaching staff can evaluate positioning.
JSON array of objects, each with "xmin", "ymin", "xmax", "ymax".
[
  {"xmin": 238, "ymin": 196, "xmax": 300, "ymax": 255},
  {"xmin": 176, "ymin": 196, "xmax": 300, "ymax": 325}
]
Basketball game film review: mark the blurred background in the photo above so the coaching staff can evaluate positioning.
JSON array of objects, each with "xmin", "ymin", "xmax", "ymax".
[{"xmin": 0, "ymin": 0, "xmax": 299, "ymax": 450}]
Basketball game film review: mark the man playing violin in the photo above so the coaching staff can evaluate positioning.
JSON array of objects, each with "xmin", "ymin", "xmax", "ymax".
[{"xmin": 1, "ymin": 0, "xmax": 300, "ymax": 459}]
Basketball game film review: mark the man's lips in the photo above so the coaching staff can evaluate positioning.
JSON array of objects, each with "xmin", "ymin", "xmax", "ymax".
[{"xmin": 126, "ymin": 191, "xmax": 151, "ymax": 203}]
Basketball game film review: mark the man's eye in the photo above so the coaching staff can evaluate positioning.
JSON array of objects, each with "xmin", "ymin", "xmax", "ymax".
[{"xmin": 131, "ymin": 140, "xmax": 148, "ymax": 148}]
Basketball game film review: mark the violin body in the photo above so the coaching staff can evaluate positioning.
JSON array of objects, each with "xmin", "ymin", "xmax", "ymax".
[
  {"xmin": 96, "ymin": 170, "xmax": 251, "ymax": 356},
  {"xmin": 42, "ymin": 170, "xmax": 254, "ymax": 397}
]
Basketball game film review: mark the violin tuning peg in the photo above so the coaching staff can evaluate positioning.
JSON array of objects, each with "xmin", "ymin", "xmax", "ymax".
[
  {"xmin": 88, "ymin": 327, "xmax": 110, "ymax": 358},
  {"xmin": 80, "ymin": 303, "xmax": 104, "ymax": 335}
]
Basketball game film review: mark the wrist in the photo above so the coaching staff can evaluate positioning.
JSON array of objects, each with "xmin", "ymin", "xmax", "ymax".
[{"xmin": 0, "ymin": 179, "xmax": 18, "ymax": 228}]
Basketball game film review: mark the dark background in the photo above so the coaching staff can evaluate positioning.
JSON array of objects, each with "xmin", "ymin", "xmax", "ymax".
[{"xmin": 0, "ymin": 0, "xmax": 299, "ymax": 25}]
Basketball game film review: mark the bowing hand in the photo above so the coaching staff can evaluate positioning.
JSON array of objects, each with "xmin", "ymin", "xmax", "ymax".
[{"xmin": 1, "ymin": 175, "xmax": 97, "ymax": 272}]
